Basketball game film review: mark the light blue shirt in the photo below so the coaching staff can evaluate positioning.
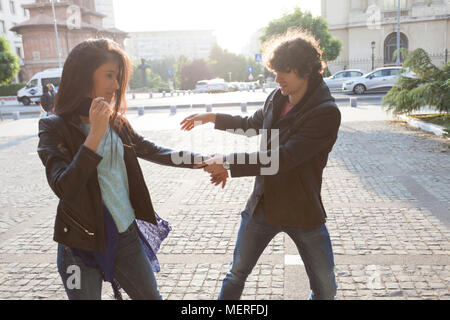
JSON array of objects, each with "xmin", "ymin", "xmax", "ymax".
[{"xmin": 80, "ymin": 123, "xmax": 136, "ymax": 233}]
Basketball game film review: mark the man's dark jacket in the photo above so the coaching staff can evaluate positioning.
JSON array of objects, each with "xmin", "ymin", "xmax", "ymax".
[
  {"xmin": 37, "ymin": 113, "xmax": 200, "ymax": 252},
  {"xmin": 215, "ymin": 78, "xmax": 341, "ymax": 228}
]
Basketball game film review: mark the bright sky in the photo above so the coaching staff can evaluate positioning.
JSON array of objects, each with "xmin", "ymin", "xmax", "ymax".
[{"xmin": 112, "ymin": 0, "xmax": 321, "ymax": 54}]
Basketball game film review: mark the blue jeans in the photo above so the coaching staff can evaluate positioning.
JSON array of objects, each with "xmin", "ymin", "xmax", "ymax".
[
  {"xmin": 219, "ymin": 203, "xmax": 337, "ymax": 300},
  {"xmin": 57, "ymin": 222, "xmax": 162, "ymax": 300}
]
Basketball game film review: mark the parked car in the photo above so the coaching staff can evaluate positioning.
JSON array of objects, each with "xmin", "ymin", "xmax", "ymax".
[
  {"xmin": 342, "ymin": 67, "xmax": 405, "ymax": 95},
  {"xmin": 194, "ymin": 80, "xmax": 209, "ymax": 93},
  {"xmin": 207, "ymin": 78, "xmax": 228, "ymax": 93},
  {"xmin": 194, "ymin": 79, "xmax": 228, "ymax": 93},
  {"xmin": 324, "ymin": 69, "xmax": 364, "ymax": 90},
  {"xmin": 17, "ymin": 68, "xmax": 62, "ymax": 105},
  {"xmin": 227, "ymin": 82, "xmax": 239, "ymax": 92}
]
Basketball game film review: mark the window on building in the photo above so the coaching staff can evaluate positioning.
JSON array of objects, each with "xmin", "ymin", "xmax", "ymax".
[
  {"xmin": 9, "ymin": 0, "xmax": 15, "ymax": 15},
  {"xmin": 384, "ymin": 0, "xmax": 407, "ymax": 11},
  {"xmin": 33, "ymin": 51, "xmax": 41, "ymax": 61},
  {"xmin": 16, "ymin": 47, "xmax": 21, "ymax": 58},
  {"xmin": 0, "ymin": 20, "xmax": 5, "ymax": 34},
  {"xmin": 384, "ymin": 32, "xmax": 408, "ymax": 65},
  {"xmin": 0, "ymin": 0, "xmax": 3, "ymax": 12},
  {"xmin": 23, "ymin": 8, "xmax": 27, "ymax": 18}
]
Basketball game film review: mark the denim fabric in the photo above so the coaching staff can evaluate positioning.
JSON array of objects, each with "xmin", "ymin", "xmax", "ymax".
[
  {"xmin": 218, "ymin": 202, "xmax": 337, "ymax": 300},
  {"xmin": 57, "ymin": 222, "xmax": 162, "ymax": 300}
]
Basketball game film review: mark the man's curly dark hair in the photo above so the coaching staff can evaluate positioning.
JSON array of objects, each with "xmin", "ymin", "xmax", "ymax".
[{"xmin": 263, "ymin": 28, "xmax": 325, "ymax": 80}]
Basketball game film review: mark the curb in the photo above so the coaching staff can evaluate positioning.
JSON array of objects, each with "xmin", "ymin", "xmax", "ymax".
[{"xmin": 398, "ymin": 114, "xmax": 447, "ymax": 137}]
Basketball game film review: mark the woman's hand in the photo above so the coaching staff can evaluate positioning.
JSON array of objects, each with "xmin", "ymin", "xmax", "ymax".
[
  {"xmin": 89, "ymin": 97, "xmax": 113, "ymax": 137},
  {"xmin": 84, "ymin": 97, "xmax": 112, "ymax": 152},
  {"xmin": 180, "ymin": 113, "xmax": 216, "ymax": 131}
]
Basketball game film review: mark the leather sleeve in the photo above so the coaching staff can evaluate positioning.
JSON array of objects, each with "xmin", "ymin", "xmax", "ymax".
[{"xmin": 37, "ymin": 117, "xmax": 103, "ymax": 201}]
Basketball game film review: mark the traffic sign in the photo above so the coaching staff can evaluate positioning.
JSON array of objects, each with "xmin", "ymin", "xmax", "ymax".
[
  {"xmin": 248, "ymin": 66, "xmax": 253, "ymax": 73},
  {"xmin": 255, "ymin": 54, "xmax": 262, "ymax": 63}
]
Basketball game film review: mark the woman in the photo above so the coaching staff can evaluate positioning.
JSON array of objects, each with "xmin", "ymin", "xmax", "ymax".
[{"xmin": 37, "ymin": 38, "xmax": 204, "ymax": 300}]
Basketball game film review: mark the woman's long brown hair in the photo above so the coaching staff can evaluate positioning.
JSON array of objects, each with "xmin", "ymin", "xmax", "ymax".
[
  {"xmin": 53, "ymin": 38, "xmax": 131, "ymax": 133},
  {"xmin": 54, "ymin": 38, "xmax": 133, "ymax": 167}
]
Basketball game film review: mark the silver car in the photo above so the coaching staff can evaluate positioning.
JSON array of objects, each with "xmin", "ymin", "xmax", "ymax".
[
  {"xmin": 324, "ymin": 69, "xmax": 364, "ymax": 91},
  {"xmin": 342, "ymin": 67, "xmax": 403, "ymax": 95}
]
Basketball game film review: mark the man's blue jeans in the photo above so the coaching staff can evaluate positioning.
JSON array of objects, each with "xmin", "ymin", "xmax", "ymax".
[
  {"xmin": 57, "ymin": 222, "xmax": 162, "ymax": 300},
  {"xmin": 219, "ymin": 202, "xmax": 338, "ymax": 300}
]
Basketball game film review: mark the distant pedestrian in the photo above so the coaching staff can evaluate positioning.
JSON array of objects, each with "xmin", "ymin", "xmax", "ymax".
[{"xmin": 40, "ymin": 85, "xmax": 54, "ymax": 116}]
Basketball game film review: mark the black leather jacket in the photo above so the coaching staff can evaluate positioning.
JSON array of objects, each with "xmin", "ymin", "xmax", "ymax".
[
  {"xmin": 37, "ymin": 113, "xmax": 201, "ymax": 252},
  {"xmin": 214, "ymin": 81, "xmax": 341, "ymax": 228}
]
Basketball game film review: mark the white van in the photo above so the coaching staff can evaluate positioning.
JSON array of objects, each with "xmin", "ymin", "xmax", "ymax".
[{"xmin": 17, "ymin": 68, "xmax": 62, "ymax": 105}]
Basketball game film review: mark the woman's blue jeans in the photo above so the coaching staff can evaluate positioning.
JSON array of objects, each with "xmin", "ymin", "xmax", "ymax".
[
  {"xmin": 57, "ymin": 222, "xmax": 162, "ymax": 300},
  {"xmin": 219, "ymin": 203, "xmax": 338, "ymax": 300}
]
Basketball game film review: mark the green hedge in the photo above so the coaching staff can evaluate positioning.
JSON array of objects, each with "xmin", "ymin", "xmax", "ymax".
[{"xmin": 0, "ymin": 83, "xmax": 26, "ymax": 97}]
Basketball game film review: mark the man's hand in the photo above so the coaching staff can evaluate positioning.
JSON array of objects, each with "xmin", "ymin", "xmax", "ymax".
[
  {"xmin": 180, "ymin": 113, "xmax": 216, "ymax": 131},
  {"xmin": 194, "ymin": 154, "xmax": 229, "ymax": 189},
  {"xmin": 210, "ymin": 171, "xmax": 229, "ymax": 189},
  {"xmin": 194, "ymin": 154, "xmax": 226, "ymax": 175}
]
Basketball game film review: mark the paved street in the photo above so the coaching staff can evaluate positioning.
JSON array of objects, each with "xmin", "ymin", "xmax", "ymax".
[{"xmin": 0, "ymin": 100, "xmax": 448, "ymax": 300}]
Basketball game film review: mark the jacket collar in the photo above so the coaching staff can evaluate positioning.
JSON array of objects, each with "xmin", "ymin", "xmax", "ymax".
[{"xmin": 271, "ymin": 75, "xmax": 334, "ymax": 127}]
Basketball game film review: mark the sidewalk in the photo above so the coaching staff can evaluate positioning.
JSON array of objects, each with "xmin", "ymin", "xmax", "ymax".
[{"xmin": 0, "ymin": 104, "xmax": 448, "ymax": 300}]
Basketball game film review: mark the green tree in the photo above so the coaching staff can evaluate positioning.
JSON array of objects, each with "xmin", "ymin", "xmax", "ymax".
[
  {"xmin": 383, "ymin": 48, "xmax": 449, "ymax": 114},
  {"xmin": 129, "ymin": 61, "xmax": 167, "ymax": 90},
  {"xmin": 0, "ymin": 37, "xmax": 20, "ymax": 84},
  {"xmin": 180, "ymin": 59, "xmax": 213, "ymax": 90},
  {"xmin": 174, "ymin": 55, "xmax": 188, "ymax": 89},
  {"xmin": 147, "ymin": 57, "xmax": 177, "ymax": 82},
  {"xmin": 208, "ymin": 45, "xmax": 264, "ymax": 82},
  {"xmin": 259, "ymin": 8, "xmax": 342, "ymax": 61}
]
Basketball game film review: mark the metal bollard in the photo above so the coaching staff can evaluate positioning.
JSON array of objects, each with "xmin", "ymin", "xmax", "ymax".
[
  {"xmin": 13, "ymin": 111, "xmax": 20, "ymax": 120},
  {"xmin": 138, "ymin": 106, "xmax": 144, "ymax": 116},
  {"xmin": 171, "ymin": 91, "xmax": 174, "ymax": 97},
  {"xmin": 149, "ymin": 92, "xmax": 153, "ymax": 99},
  {"xmin": 170, "ymin": 105, "xmax": 177, "ymax": 116},
  {"xmin": 206, "ymin": 104, "xmax": 212, "ymax": 113},
  {"xmin": 241, "ymin": 102, "xmax": 248, "ymax": 113},
  {"xmin": 262, "ymin": 87, "xmax": 266, "ymax": 93},
  {"xmin": 350, "ymin": 98, "xmax": 358, "ymax": 108},
  {"xmin": 162, "ymin": 91, "xmax": 166, "ymax": 97}
]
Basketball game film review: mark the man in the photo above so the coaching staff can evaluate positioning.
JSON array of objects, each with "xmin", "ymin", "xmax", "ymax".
[{"xmin": 180, "ymin": 29, "xmax": 341, "ymax": 300}]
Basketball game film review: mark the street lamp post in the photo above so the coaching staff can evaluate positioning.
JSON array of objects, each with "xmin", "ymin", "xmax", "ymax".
[
  {"xmin": 396, "ymin": 0, "xmax": 401, "ymax": 66},
  {"xmin": 51, "ymin": 0, "xmax": 63, "ymax": 69},
  {"xmin": 371, "ymin": 41, "xmax": 376, "ymax": 71}
]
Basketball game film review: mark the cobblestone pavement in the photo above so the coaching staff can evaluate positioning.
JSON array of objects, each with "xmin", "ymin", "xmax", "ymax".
[{"xmin": 0, "ymin": 104, "xmax": 448, "ymax": 300}]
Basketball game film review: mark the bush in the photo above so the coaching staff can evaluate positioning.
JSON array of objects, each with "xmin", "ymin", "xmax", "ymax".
[
  {"xmin": 383, "ymin": 48, "xmax": 449, "ymax": 114},
  {"xmin": 0, "ymin": 83, "xmax": 26, "ymax": 96}
]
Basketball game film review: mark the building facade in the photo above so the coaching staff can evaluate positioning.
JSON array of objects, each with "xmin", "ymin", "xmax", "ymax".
[
  {"xmin": 125, "ymin": 30, "xmax": 217, "ymax": 62},
  {"xmin": 0, "ymin": 0, "xmax": 33, "ymax": 81},
  {"xmin": 11, "ymin": 0, "xmax": 126, "ymax": 81},
  {"xmin": 94, "ymin": 0, "xmax": 114, "ymax": 28},
  {"xmin": 321, "ymin": 0, "xmax": 450, "ymax": 73}
]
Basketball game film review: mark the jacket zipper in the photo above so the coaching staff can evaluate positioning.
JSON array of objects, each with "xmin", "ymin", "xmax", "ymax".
[{"xmin": 62, "ymin": 208, "xmax": 95, "ymax": 237}]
